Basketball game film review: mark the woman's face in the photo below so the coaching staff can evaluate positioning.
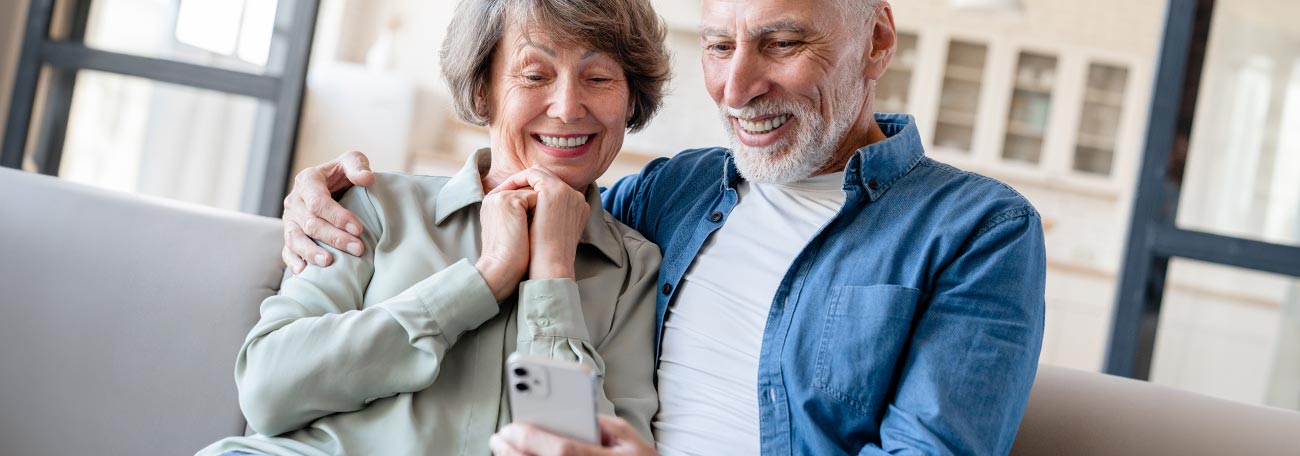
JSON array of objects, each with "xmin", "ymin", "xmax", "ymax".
[{"xmin": 483, "ymin": 23, "xmax": 632, "ymax": 190}]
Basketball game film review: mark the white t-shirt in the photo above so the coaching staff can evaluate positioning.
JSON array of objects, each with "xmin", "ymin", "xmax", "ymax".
[{"xmin": 653, "ymin": 171, "xmax": 847, "ymax": 456}]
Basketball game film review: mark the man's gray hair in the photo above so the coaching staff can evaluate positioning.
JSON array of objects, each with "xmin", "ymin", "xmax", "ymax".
[{"xmin": 836, "ymin": 0, "xmax": 885, "ymax": 24}]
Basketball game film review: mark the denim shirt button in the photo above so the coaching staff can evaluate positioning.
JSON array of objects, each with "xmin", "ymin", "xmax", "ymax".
[
  {"xmin": 709, "ymin": 211, "xmax": 723, "ymax": 223},
  {"xmin": 662, "ymin": 283, "xmax": 673, "ymax": 295},
  {"xmin": 868, "ymin": 178, "xmax": 880, "ymax": 190}
]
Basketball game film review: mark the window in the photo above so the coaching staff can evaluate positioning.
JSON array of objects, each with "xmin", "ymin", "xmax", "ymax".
[
  {"xmin": 934, "ymin": 40, "xmax": 987, "ymax": 153},
  {"xmin": 174, "ymin": 0, "xmax": 278, "ymax": 66},
  {"xmin": 1109, "ymin": 0, "xmax": 1300, "ymax": 412},
  {"xmin": 1003, "ymin": 52, "xmax": 1058, "ymax": 164},
  {"xmin": 2, "ymin": 0, "xmax": 318, "ymax": 216},
  {"xmin": 1150, "ymin": 259, "xmax": 1299, "ymax": 408},
  {"xmin": 81, "ymin": 0, "xmax": 281, "ymax": 73},
  {"xmin": 1074, "ymin": 63, "xmax": 1129, "ymax": 175},
  {"xmin": 57, "ymin": 70, "xmax": 267, "ymax": 210}
]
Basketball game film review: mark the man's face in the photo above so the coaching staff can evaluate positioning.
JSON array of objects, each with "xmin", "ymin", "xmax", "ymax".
[{"xmin": 700, "ymin": 0, "xmax": 888, "ymax": 184}]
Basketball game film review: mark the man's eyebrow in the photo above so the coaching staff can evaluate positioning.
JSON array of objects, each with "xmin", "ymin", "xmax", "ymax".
[
  {"xmin": 698, "ymin": 25, "xmax": 731, "ymax": 38},
  {"xmin": 753, "ymin": 19, "xmax": 808, "ymax": 38},
  {"xmin": 698, "ymin": 20, "xmax": 808, "ymax": 40}
]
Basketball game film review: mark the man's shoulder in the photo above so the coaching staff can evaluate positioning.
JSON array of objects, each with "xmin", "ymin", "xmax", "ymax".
[
  {"xmin": 611, "ymin": 147, "xmax": 728, "ymax": 199},
  {"xmin": 645, "ymin": 147, "xmax": 730, "ymax": 180},
  {"xmin": 602, "ymin": 147, "xmax": 728, "ymax": 235},
  {"xmin": 909, "ymin": 158, "xmax": 1040, "ymax": 230},
  {"xmin": 665, "ymin": 146, "xmax": 730, "ymax": 163}
]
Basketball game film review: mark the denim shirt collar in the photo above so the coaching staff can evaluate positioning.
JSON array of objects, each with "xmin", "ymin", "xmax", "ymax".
[
  {"xmin": 721, "ymin": 113, "xmax": 925, "ymax": 201},
  {"xmin": 434, "ymin": 148, "xmax": 625, "ymax": 266}
]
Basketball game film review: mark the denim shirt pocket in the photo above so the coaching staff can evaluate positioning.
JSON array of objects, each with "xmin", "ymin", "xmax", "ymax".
[{"xmin": 812, "ymin": 284, "xmax": 921, "ymax": 417}]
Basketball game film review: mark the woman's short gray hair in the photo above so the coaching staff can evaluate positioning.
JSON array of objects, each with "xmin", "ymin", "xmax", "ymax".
[{"xmin": 440, "ymin": 0, "xmax": 671, "ymax": 132}]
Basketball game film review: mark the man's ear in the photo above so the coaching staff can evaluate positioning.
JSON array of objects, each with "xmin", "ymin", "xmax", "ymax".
[{"xmin": 864, "ymin": 3, "xmax": 897, "ymax": 82}]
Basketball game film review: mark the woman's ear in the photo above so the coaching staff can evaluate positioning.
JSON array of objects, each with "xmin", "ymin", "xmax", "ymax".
[{"xmin": 474, "ymin": 91, "xmax": 488, "ymax": 118}]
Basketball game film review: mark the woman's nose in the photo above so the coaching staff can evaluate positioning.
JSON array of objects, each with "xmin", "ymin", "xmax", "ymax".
[{"xmin": 546, "ymin": 77, "xmax": 588, "ymax": 123}]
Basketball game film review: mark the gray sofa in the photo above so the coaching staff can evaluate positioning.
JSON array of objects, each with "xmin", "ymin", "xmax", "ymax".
[{"xmin": 2, "ymin": 167, "xmax": 1298, "ymax": 455}]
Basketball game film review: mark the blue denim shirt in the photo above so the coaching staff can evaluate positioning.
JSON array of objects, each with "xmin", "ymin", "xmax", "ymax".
[{"xmin": 602, "ymin": 114, "xmax": 1045, "ymax": 455}]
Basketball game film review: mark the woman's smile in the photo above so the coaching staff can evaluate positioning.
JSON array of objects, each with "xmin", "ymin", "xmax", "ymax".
[{"xmin": 532, "ymin": 132, "xmax": 597, "ymax": 158}]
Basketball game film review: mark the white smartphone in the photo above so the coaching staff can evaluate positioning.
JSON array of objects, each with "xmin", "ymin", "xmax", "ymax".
[{"xmin": 506, "ymin": 353, "xmax": 600, "ymax": 445}]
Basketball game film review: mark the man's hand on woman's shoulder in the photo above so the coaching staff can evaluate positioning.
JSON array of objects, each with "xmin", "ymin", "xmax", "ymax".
[{"xmin": 282, "ymin": 151, "xmax": 375, "ymax": 273}]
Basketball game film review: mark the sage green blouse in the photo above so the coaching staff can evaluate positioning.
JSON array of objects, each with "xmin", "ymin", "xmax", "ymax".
[{"xmin": 198, "ymin": 150, "xmax": 661, "ymax": 456}]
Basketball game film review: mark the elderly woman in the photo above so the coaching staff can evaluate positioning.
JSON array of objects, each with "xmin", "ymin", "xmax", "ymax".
[{"xmin": 197, "ymin": 1, "xmax": 669, "ymax": 455}]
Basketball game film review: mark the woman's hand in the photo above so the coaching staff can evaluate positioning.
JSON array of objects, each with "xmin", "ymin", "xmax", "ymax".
[
  {"xmin": 477, "ymin": 189, "xmax": 538, "ymax": 301},
  {"xmin": 491, "ymin": 167, "xmax": 589, "ymax": 281}
]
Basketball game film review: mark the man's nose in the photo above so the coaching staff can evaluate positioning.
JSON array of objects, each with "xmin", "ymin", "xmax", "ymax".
[
  {"xmin": 547, "ymin": 77, "xmax": 588, "ymax": 123},
  {"xmin": 722, "ymin": 49, "xmax": 770, "ymax": 110}
]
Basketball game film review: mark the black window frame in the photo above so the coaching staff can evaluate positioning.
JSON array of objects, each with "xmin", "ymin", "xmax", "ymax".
[
  {"xmin": 1106, "ymin": 0, "xmax": 1300, "ymax": 379},
  {"xmin": 1, "ymin": 0, "xmax": 319, "ymax": 217}
]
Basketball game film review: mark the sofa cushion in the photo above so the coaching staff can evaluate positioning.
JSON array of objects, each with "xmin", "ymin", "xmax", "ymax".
[
  {"xmin": 1013, "ymin": 364, "xmax": 1300, "ymax": 455},
  {"xmin": 0, "ymin": 168, "xmax": 284, "ymax": 456}
]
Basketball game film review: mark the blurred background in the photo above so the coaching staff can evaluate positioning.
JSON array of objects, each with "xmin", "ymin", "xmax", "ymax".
[{"xmin": 1, "ymin": 0, "xmax": 1297, "ymax": 412}]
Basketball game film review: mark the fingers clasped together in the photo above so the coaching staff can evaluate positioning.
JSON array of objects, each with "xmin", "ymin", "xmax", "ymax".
[{"xmin": 477, "ymin": 166, "xmax": 590, "ymax": 301}]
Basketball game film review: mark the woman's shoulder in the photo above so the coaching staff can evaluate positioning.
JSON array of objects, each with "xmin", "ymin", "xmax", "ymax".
[
  {"xmin": 342, "ymin": 173, "xmax": 453, "ymax": 209},
  {"xmin": 367, "ymin": 172, "xmax": 453, "ymax": 197},
  {"xmin": 336, "ymin": 172, "xmax": 456, "ymax": 234}
]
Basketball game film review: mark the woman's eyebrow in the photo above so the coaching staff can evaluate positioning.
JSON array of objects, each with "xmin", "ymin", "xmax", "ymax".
[
  {"xmin": 522, "ymin": 42, "xmax": 597, "ymax": 60},
  {"xmin": 522, "ymin": 40, "xmax": 557, "ymax": 57}
]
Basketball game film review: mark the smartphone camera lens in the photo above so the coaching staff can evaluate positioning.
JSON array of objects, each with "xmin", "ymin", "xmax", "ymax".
[
  {"xmin": 515, "ymin": 382, "xmax": 529, "ymax": 392},
  {"xmin": 513, "ymin": 367, "xmax": 528, "ymax": 377}
]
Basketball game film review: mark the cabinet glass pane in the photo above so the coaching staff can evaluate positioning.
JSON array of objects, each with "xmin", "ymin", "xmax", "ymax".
[
  {"xmin": 877, "ymin": 31, "xmax": 918, "ymax": 114},
  {"xmin": 1003, "ymin": 52, "xmax": 1057, "ymax": 165},
  {"xmin": 1074, "ymin": 63, "xmax": 1128, "ymax": 175},
  {"xmin": 55, "ymin": 70, "xmax": 270, "ymax": 211},
  {"xmin": 1151, "ymin": 258, "xmax": 1300, "ymax": 410},
  {"xmin": 934, "ymin": 40, "xmax": 986, "ymax": 153},
  {"xmin": 1175, "ymin": 1, "xmax": 1300, "ymax": 247}
]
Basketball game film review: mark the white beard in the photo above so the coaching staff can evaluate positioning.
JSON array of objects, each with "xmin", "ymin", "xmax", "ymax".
[{"xmin": 719, "ymin": 89, "xmax": 863, "ymax": 185}]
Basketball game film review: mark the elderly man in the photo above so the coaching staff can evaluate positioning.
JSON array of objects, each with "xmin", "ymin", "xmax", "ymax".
[{"xmin": 282, "ymin": 0, "xmax": 1045, "ymax": 454}]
